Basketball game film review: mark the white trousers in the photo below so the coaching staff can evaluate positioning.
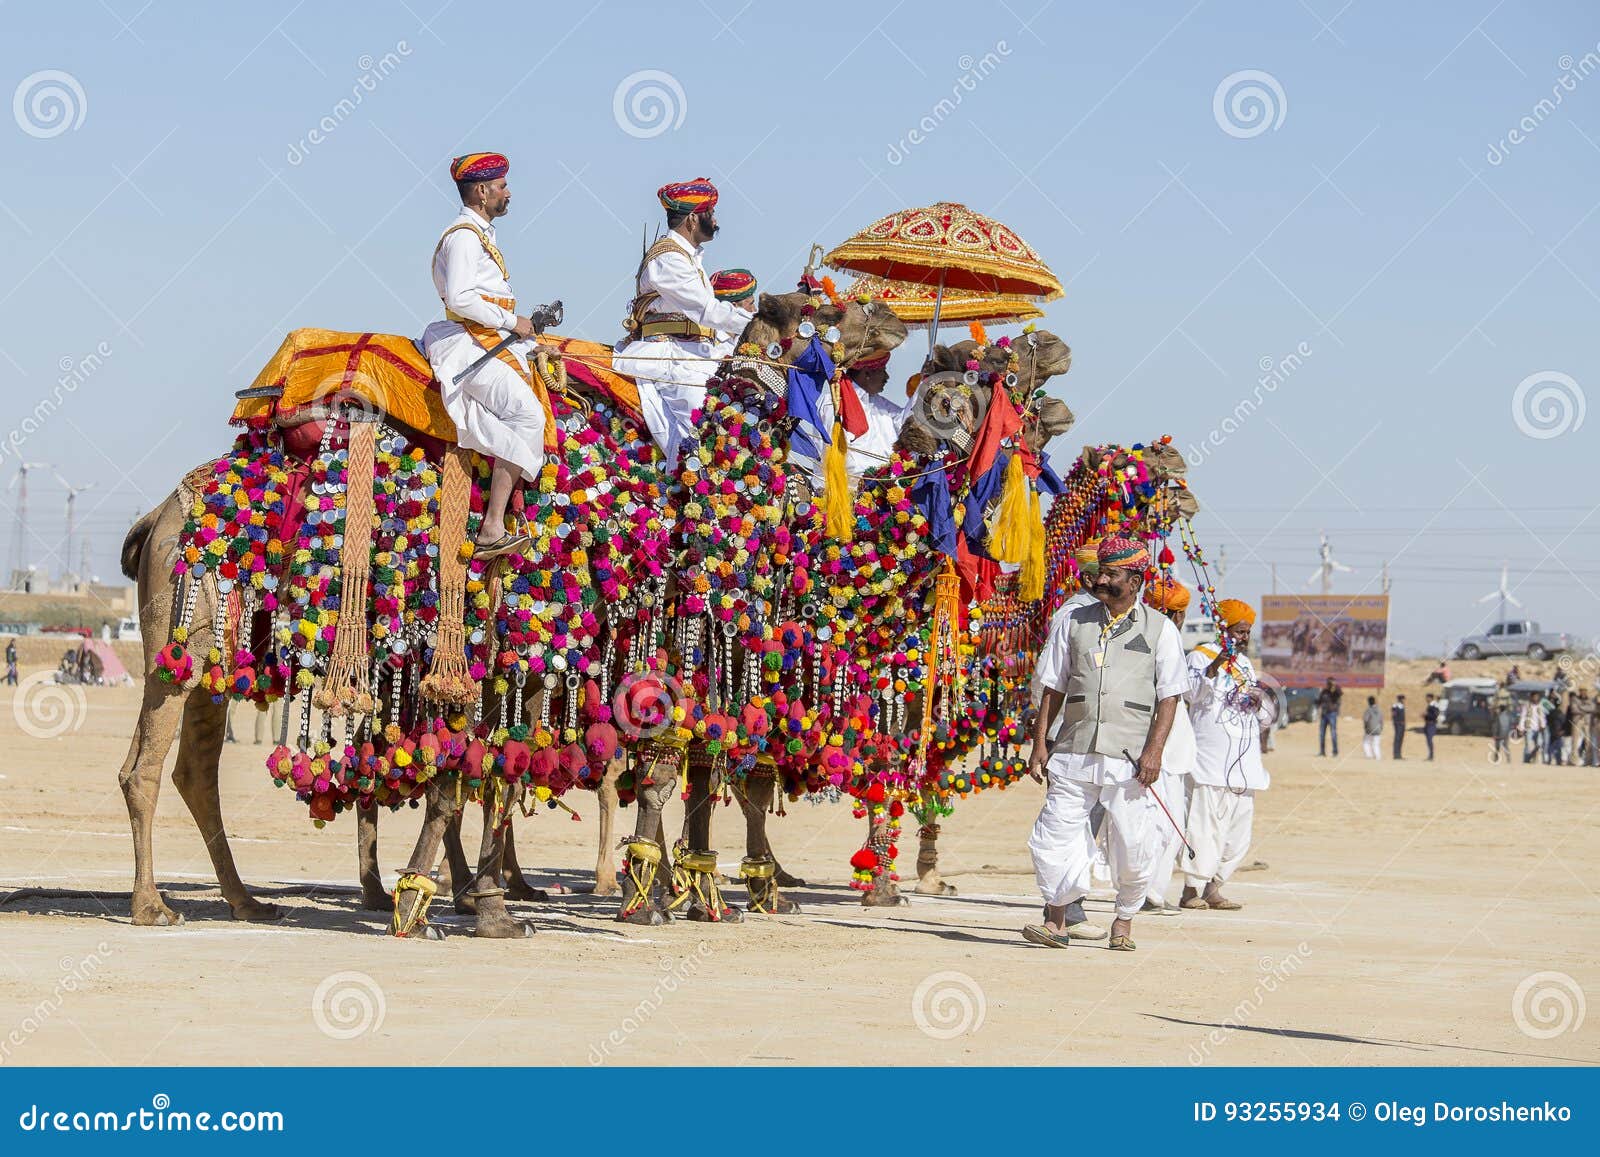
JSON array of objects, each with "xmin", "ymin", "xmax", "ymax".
[
  {"xmin": 1030, "ymin": 773, "xmax": 1162, "ymax": 919},
  {"xmin": 423, "ymin": 322, "xmax": 546, "ymax": 482},
  {"xmin": 1183, "ymin": 783, "xmax": 1255, "ymax": 890},
  {"xmin": 615, "ymin": 336, "xmax": 720, "ymax": 471},
  {"xmin": 1143, "ymin": 767, "xmax": 1188, "ymax": 906},
  {"xmin": 1362, "ymin": 734, "xmax": 1381, "ymax": 759}
]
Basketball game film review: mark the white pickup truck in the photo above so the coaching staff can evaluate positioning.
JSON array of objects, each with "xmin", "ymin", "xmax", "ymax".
[{"xmin": 1454, "ymin": 620, "xmax": 1570, "ymax": 661}]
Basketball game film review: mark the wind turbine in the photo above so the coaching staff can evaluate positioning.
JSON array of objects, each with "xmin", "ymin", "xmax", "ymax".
[
  {"xmin": 1307, "ymin": 531, "xmax": 1353, "ymax": 595},
  {"xmin": 6, "ymin": 460, "xmax": 52, "ymax": 589},
  {"xmin": 54, "ymin": 470, "xmax": 96, "ymax": 586},
  {"xmin": 1476, "ymin": 562, "xmax": 1521, "ymax": 627}
]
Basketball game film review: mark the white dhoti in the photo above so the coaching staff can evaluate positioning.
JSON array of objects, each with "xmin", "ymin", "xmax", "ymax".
[
  {"xmin": 614, "ymin": 335, "xmax": 721, "ymax": 470},
  {"xmin": 1029, "ymin": 772, "xmax": 1163, "ymax": 919},
  {"xmin": 1183, "ymin": 783, "xmax": 1255, "ymax": 890},
  {"xmin": 1143, "ymin": 766, "xmax": 1189, "ymax": 906},
  {"xmin": 423, "ymin": 322, "xmax": 546, "ymax": 481}
]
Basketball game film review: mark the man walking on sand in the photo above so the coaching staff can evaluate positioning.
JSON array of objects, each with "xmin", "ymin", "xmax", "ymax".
[
  {"xmin": 1317, "ymin": 677, "xmax": 1341, "ymax": 756},
  {"xmin": 1362, "ymin": 695, "xmax": 1383, "ymax": 759},
  {"xmin": 1023, "ymin": 536, "xmax": 1187, "ymax": 952},
  {"xmin": 1391, "ymin": 695, "xmax": 1406, "ymax": 760}
]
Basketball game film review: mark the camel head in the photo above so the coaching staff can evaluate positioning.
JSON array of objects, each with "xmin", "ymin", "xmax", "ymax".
[
  {"xmin": 900, "ymin": 329, "xmax": 1075, "ymax": 459},
  {"xmin": 737, "ymin": 289, "xmax": 909, "ymax": 370}
]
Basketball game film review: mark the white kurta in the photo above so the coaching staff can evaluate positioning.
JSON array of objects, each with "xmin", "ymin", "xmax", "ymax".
[
  {"xmin": 613, "ymin": 232, "xmax": 752, "ymax": 469},
  {"xmin": 793, "ymin": 386, "xmax": 910, "ymax": 484},
  {"xmin": 1183, "ymin": 644, "xmax": 1269, "ymax": 890},
  {"xmin": 1145, "ymin": 700, "xmax": 1196, "ymax": 906},
  {"xmin": 1027, "ymin": 602, "xmax": 1190, "ymax": 918},
  {"xmin": 420, "ymin": 207, "xmax": 545, "ymax": 481}
]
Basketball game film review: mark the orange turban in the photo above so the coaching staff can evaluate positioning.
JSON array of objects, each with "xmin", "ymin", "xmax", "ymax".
[
  {"xmin": 1144, "ymin": 576, "xmax": 1191, "ymax": 613},
  {"xmin": 1214, "ymin": 598, "xmax": 1256, "ymax": 627}
]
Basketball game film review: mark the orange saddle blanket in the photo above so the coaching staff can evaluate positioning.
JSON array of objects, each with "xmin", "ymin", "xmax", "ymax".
[{"xmin": 231, "ymin": 328, "xmax": 642, "ymax": 441}]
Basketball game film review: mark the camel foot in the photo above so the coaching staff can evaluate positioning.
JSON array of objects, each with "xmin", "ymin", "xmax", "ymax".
[
  {"xmin": 394, "ymin": 922, "xmax": 445, "ymax": 941},
  {"xmin": 475, "ymin": 913, "xmax": 536, "ymax": 939},
  {"xmin": 774, "ymin": 869, "xmax": 807, "ymax": 888},
  {"xmin": 687, "ymin": 903, "xmax": 743, "ymax": 923},
  {"xmin": 591, "ymin": 874, "xmax": 621, "ymax": 898},
  {"xmin": 504, "ymin": 875, "xmax": 544, "ymax": 902},
  {"xmin": 229, "ymin": 897, "xmax": 282, "ymax": 923},
  {"xmin": 861, "ymin": 888, "xmax": 909, "ymax": 907},
  {"xmin": 454, "ymin": 893, "xmax": 478, "ymax": 916},
  {"xmin": 130, "ymin": 894, "xmax": 185, "ymax": 927},
  {"xmin": 748, "ymin": 895, "xmax": 801, "ymax": 915},
  {"xmin": 616, "ymin": 905, "xmax": 666, "ymax": 925},
  {"xmin": 360, "ymin": 885, "xmax": 394, "ymax": 912},
  {"xmin": 913, "ymin": 880, "xmax": 957, "ymax": 896}
]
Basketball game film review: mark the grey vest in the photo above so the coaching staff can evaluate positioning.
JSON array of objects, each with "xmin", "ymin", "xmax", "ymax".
[{"xmin": 1050, "ymin": 601, "xmax": 1165, "ymax": 759}]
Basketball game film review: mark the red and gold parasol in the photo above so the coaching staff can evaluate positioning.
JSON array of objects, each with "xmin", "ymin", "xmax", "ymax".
[
  {"xmin": 843, "ymin": 273, "xmax": 1044, "ymax": 327},
  {"xmin": 824, "ymin": 202, "xmax": 1064, "ymax": 300}
]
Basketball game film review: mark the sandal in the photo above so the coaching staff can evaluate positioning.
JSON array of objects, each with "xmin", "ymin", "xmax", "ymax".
[
  {"xmin": 1108, "ymin": 934, "xmax": 1137, "ymax": 951},
  {"xmin": 1179, "ymin": 895, "xmax": 1211, "ymax": 910},
  {"xmin": 1205, "ymin": 895, "xmax": 1243, "ymax": 910},
  {"xmin": 1022, "ymin": 924, "xmax": 1073, "ymax": 949},
  {"xmin": 472, "ymin": 531, "xmax": 529, "ymax": 560}
]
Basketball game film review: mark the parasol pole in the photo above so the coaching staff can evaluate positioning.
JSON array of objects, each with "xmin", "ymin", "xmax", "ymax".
[{"xmin": 926, "ymin": 268, "xmax": 946, "ymax": 355}]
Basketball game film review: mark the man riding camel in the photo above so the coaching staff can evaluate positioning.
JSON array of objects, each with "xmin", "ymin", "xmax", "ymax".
[
  {"xmin": 614, "ymin": 178, "xmax": 755, "ymax": 469},
  {"xmin": 421, "ymin": 151, "xmax": 554, "ymax": 558}
]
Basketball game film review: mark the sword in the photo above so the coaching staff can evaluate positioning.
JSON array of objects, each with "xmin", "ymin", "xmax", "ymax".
[
  {"xmin": 1123, "ymin": 747, "xmax": 1196, "ymax": 860},
  {"xmin": 445, "ymin": 299, "xmax": 565, "ymax": 388}
]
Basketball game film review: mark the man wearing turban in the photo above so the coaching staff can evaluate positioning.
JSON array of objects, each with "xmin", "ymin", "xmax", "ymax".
[
  {"xmin": 614, "ymin": 179, "xmax": 755, "ymax": 469},
  {"xmin": 789, "ymin": 346, "xmax": 910, "ymax": 486},
  {"xmin": 1023, "ymin": 535, "xmax": 1187, "ymax": 952},
  {"xmin": 1180, "ymin": 597, "xmax": 1270, "ymax": 911},
  {"xmin": 1140, "ymin": 575, "xmax": 1197, "ymax": 913},
  {"xmin": 421, "ymin": 152, "xmax": 552, "ymax": 556},
  {"xmin": 707, "ymin": 269, "xmax": 757, "ymax": 361}
]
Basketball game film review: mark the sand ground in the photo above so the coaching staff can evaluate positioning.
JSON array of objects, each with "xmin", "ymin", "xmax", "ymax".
[{"xmin": 0, "ymin": 669, "xmax": 1595, "ymax": 1068}]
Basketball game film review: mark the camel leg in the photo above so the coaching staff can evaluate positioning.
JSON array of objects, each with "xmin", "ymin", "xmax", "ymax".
[
  {"xmin": 392, "ymin": 781, "xmax": 452, "ymax": 939},
  {"xmin": 592, "ymin": 755, "xmax": 622, "ymax": 897},
  {"xmin": 912, "ymin": 820, "xmax": 956, "ymax": 895},
  {"xmin": 616, "ymin": 757, "xmax": 675, "ymax": 925},
  {"xmin": 169, "ymin": 689, "xmax": 279, "ymax": 921},
  {"xmin": 862, "ymin": 808, "xmax": 907, "ymax": 908},
  {"xmin": 468, "ymin": 793, "xmax": 534, "ymax": 938},
  {"xmin": 118, "ymin": 678, "xmax": 189, "ymax": 926},
  {"xmin": 502, "ymin": 820, "xmax": 550, "ymax": 901},
  {"xmin": 356, "ymin": 802, "xmax": 391, "ymax": 911},
  {"xmin": 683, "ymin": 756, "xmax": 740, "ymax": 922},
  {"xmin": 442, "ymin": 806, "xmax": 477, "ymax": 914},
  {"xmin": 739, "ymin": 774, "xmax": 799, "ymax": 914}
]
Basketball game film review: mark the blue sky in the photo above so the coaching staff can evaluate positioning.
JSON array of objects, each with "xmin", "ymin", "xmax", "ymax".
[{"xmin": 2, "ymin": 1, "xmax": 1597, "ymax": 656}]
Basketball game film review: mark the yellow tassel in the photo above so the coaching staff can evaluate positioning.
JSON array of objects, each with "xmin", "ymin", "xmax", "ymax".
[
  {"xmin": 986, "ymin": 452, "xmax": 1030, "ymax": 563},
  {"xmin": 824, "ymin": 419, "xmax": 853, "ymax": 542},
  {"xmin": 1020, "ymin": 483, "xmax": 1045, "ymax": 602}
]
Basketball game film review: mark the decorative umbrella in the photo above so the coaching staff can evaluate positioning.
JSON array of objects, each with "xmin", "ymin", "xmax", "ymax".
[
  {"xmin": 843, "ymin": 273, "xmax": 1044, "ymax": 327},
  {"xmin": 825, "ymin": 202, "xmax": 1064, "ymax": 342}
]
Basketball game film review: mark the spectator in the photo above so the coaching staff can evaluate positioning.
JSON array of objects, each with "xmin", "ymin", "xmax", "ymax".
[
  {"xmin": 1423, "ymin": 693, "xmax": 1439, "ymax": 761},
  {"xmin": 1391, "ymin": 695, "xmax": 1406, "ymax": 760},
  {"xmin": 1491, "ymin": 699, "xmax": 1515, "ymax": 764},
  {"xmin": 1575, "ymin": 688, "xmax": 1599, "ymax": 767},
  {"xmin": 1362, "ymin": 695, "xmax": 1383, "ymax": 759},
  {"xmin": 1505, "ymin": 664, "xmax": 1522, "ymax": 688},
  {"xmin": 1542, "ymin": 692, "xmax": 1563, "ymax": 765},
  {"xmin": 1316, "ymin": 677, "xmax": 1342, "ymax": 757},
  {"xmin": 1425, "ymin": 659, "xmax": 1451, "ymax": 685},
  {"xmin": 1549, "ymin": 695, "xmax": 1572, "ymax": 766},
  {"xmin": 3, "ymin": 638, "xmax": 16, "ymax": 686},
  {"xmin": 1519, "ymin": 693, "xmax": 1545, "ymax": 764}
]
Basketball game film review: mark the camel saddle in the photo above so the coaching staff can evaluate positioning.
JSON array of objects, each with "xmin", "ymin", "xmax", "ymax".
[{"xmin": 231, "ymin": 327, "xmax": 645, "ymax": 459}]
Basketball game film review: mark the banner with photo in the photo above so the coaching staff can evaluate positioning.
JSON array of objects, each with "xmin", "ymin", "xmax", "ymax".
[{"xmin": 1259, "ymin": 594, "xmax": 1389, "ymax": 689}]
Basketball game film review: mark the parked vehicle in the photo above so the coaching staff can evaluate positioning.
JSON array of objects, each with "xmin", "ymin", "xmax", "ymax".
[
  {"xmin": 1454, "ymin": 621, "xmax": 1570, "ymax": 661},
  {"xmin": 115, "ymin": 616, "xmax": 142, "ymax": 642},
  {"xmin": 1442, "ymin": 677, "xmax": 1501, "ymax": 736},
  {"xmin": 1283, "ymin": 687, "xmax": 1319, "ymax": 723}
]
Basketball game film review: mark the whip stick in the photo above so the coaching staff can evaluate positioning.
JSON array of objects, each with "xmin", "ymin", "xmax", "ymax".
[{"xmin": 1123, "ymin": 747, "xmax": 1195, "ymax": 860}]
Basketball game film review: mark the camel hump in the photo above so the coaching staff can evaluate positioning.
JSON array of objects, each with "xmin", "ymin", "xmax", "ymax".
[{"xmin": 121, "ymin": 506, "xmax": 162, "ymax": 581}]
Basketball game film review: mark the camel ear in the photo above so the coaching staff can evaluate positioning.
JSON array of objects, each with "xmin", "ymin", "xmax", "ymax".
[
  {"xmin": 755, "ymin": 291, "xmax": 803, "ymax": 330},
  {"xmin": 928, "ymin": 343, "xmax": 961, "ymax": 373}
]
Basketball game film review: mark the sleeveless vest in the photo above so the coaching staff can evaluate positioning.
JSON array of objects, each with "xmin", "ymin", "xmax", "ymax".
[
  {"xmin": 1050, "ymin": 602, "xmax": 1166, "ymax": 759},
  {"xmin": 623, "ymin": 236, "xmax": 713, "ymax": 342}
]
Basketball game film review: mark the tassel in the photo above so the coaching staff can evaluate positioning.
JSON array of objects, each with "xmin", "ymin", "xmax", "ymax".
[
  {"xmin": 421, "ymin": 448, "xmax": 479, "ymax": 706},
  {"xmin": 1020, "ymin": 483, "xmax": 1045, "ymax": 602},
  {"xmin": 968, "ymin": 321, "xmax": 988, "ymax": 346},
  {"xmin": 823, "ymin": 418, "xmax": 853, "ymax": 541},
  {"xmin": 986, "ymin": 452, "xmax": 1030, "ymax": 563},
  {"xmin": 317, "ymin": 420, "xmax": 376, "ymax": 716}
]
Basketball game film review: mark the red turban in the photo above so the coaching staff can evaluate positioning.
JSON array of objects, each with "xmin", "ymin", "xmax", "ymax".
[
  {"xmin": 1097, "ymin": 535, "xmax": 1150, "ymax": 571},
  {"xmin": 450, "ymin": 152, "xmax": 508, "ymax": 182},
  {"xmin": 658, "ymin": 177, "xmax": 718, "ymax": 215}
]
